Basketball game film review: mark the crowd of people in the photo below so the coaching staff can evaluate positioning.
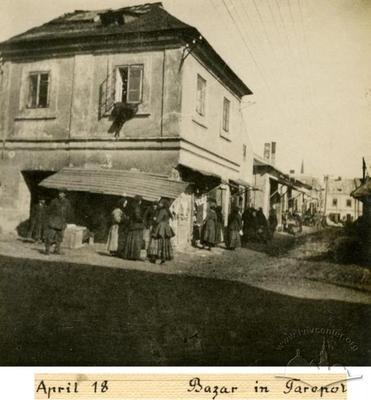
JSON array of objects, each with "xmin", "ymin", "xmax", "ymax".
[
  {"xmin": 27, "ymin": 191, "xmax": 74, "ymax": 255},
  {"xmin": 27, "ymin": 191, "xmax": 175, "ymax": 263},
  {"xmin": 106, "ymin": 196, "xmax": 175, "ymax": 264},
  {"xmin": 193, "ymin": 202, "xmax": 279, "ymax": 250},
  {"xmin": 27, "ymin": 190, "xmax": 323, "ymax": 259}
]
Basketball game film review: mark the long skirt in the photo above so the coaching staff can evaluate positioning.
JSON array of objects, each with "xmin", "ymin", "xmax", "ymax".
[
  {"xmin": 106, "ymin": 224, "xmax": 119, "ymax": 253},
  {"xmin": 215, "ymin": 221, "xmax": 224, "ymax": 244},
  {"xmin": 121, "ymin": 229, "xmax": 144, "ymax": 260},
  {"xmin": 201, "ymin": 220, "xmax": 216, "ymax": 246},
  {"xmin": 227, "ymin": 229, "xmax": 241, "ymax": 249},
  {"xmin": 147, "ymin": 236, "xmax": 173, "ymax": 261}
]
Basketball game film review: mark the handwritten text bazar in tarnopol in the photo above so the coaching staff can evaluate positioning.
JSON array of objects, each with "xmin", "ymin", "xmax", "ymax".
[{"xmin": 35, "ymin": 376, "xmax": 347, "ymax": 399}]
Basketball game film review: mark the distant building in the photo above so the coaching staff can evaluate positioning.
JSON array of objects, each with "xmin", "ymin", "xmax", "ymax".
[
  {"xmin": 324, "ymin": 176, "xmax": 362, "ymax": 223},
  {"xmin": 252, "ymin": 154, "xmax": 313, "ymax": 226},
  {"xmin": 292, "ymin": 175, "xmax": 324, "ymax": 214}
]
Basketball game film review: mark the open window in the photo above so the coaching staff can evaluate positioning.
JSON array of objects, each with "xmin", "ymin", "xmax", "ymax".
[
  {"xmin": 115, "ymin": 65, "xmax": 143, "ymax": 104},
  {"xmin": 28, "ymin": 72, "xmax": 50, "ymax": 108}
]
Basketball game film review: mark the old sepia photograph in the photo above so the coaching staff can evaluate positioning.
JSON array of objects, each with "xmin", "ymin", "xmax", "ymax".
[{"xmin": 0, "ymin": 0, "xmax": 370, "ymax": 366}]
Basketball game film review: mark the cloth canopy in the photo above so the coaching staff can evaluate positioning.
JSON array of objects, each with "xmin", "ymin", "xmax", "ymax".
[{"xmin": 39, "ymin": 167, "xmax": 190, "ymax": 202}]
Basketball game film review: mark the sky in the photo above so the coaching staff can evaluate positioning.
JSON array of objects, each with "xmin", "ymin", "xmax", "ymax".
[{"xmin": 1, "ymin": 0, "xmax": 370, "ymax": 178}]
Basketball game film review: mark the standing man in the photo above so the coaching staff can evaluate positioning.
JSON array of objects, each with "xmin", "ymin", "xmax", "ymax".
[
  {"xmin": 268, "ymin": 206, "xmax": 278, "ymax": 239},
  {"xmin": 45, "ymin": 191, "xmax": 73, "ymax": 255},
  {"xmin": 27, "ymin": 198, "xmax": 47, "ymax": 242}
]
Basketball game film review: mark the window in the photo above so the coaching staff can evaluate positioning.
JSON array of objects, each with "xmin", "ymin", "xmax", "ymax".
[
  {"xmin": 346, "ymin": 199, "xmax": 352, "ymax": 207},
  {"xmin": 196, "ymin": 74, "xmax": 206, "ymax": 116},
  {"xmin": 222, "ymin": 97, "xmax": 230, "ymax": 132},
  {"xmin": 28, "ymin": 72, "xmax": 50, "ymax": 108},
  {"xmin": 115, "ymin": 65, "xmax": 143, "ymax": 104},
  {"xmin": 242, "ymin": 144, "xmax": 247, "ymax": 160},
  {"xmin": 332, "ymin": 198, "xmax": 338, "ymax": 207}
]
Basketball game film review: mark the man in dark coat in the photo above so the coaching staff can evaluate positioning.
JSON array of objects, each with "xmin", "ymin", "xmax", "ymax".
[
  {"xmin": 256, "ymin": 208, "xmax": 270, "ymax": 243},
  {"xmin": 28, "ymin": 198, "xmax": 47, "ymax": 242},
  {"xmin": 45, "ymin": 191, "xmax": 73, "ymax": 255},
  {"xmin": 242, "ymin": 206, "xmax": 257, "ymax": 243}
]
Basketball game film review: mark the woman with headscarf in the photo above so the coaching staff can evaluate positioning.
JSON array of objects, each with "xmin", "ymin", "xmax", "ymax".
[
  {"xmin": 107, "ymin": 198, "xmax": 128, "ymax": 255},
  {"xmin": 226, "ymin": 205, "xmax": 242, "ymax": 250},
  {"xmin": 121, "ymin": 195, "xmax": 145, "ymax": 260},
  {"xmin": 242, "ymin": 206, "xmax": 256, "ymax": 244},
  {"xmin": 147, "ymin": 198, "xmax": 175, "ymax": 264},
  {"xmin": 201, "ymin": 202, "xmax": 217, "ymax": 250}
]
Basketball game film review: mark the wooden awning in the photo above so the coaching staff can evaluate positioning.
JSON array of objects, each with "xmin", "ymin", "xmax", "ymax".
[
  {"xmin": 352, "ymin": 179, "xmax": 371, "ymax": 199},
  {"xmin": 39, "ymin": 167, "xmax": 190, "ymax": 202}
]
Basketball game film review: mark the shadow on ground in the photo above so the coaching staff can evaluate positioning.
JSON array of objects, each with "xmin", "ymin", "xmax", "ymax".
[{"xmin": 0, "ymin": 253, "xmax": 370, "ymax": 366}]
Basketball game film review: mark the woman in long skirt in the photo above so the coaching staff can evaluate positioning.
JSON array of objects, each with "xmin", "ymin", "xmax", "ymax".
[
  {"xmin": 106, "ymin": 199, "xmax": 127, "ymax": 255},
  {"xmin": 215, "ymin": 205, "xmax": 224, "ymax": 245},
  {"xmin": 201, "ymin": 203, "xmax": 217, "ymax": 250},
  {"xmin": 121, "ymin": 196, "xmax": 145, "ymax": 260},
  {"xmin": 147, "ymin": 199, "xmax": 174, "ymax": 264},
  {"xmin": 226, "ymin": 206, "xmax": 242, "ymax": 250}
]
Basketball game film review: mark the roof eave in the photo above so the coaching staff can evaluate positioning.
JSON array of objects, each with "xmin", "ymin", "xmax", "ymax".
[
  {"xmin": 0, "ymin": 29, "xmax": 186, "ymax": 58},
  {"xmin": 181, "ymin": 28, "xmax": 252, "ymax": 98}
]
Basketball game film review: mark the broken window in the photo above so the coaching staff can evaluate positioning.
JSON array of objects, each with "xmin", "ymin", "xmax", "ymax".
[
  {"xmin": 115, "ymin": 65, "xmax": 143, "ymax": 104},
  {"xmin": 222, "ymin": 97, "xmax": 230, "ymax": 132},
  {"xmin": 28, "ymin": 72, "xmax": 50, "ymax": 108},
  {"xmin": 196, "ymin": 74, "xmax": 206, "ymax": 116}
]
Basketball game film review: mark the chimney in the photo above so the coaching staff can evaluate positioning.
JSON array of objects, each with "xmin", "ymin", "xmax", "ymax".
[
  {"xmin": 263, "ymin": 143, "xmax": 271, "ymax": 161},
  {"xmin": 271, "ymin": 142, "xmax": 276, "ymax": 165}
]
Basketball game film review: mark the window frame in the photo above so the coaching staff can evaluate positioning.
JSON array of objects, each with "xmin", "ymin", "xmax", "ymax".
[
  {"xmin": 196, "ymin": 74, "xmax": 206, "ymax": 117},
  {"xmin": 27, "ymin": 71, "xmax": 50, "ymax": 109},
  {"xmin": 346, "ymin": 199, "xmax": 352, "ymax": 208},
  {"xmin": 242, "ymin": 144, "xmax": 247, "ymax": 160},
  {"xmin": 222, "ymin": 97, "xmax": 231, "ymax": 133},
  {"xmin": 115, "ymin": 64, "xmax": 144, "ymax": 105},
  {"xmin": 332, "ymin": 198, "xmax": 338, "ymax": 207}
]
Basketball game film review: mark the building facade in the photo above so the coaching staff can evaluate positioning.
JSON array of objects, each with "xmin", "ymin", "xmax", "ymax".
[
  {"xmin": 0, "ymin": 3, "xmax": 254, "ymax": 247},
  {"xmin": 252, "ymin": 155, "xmax": 313, "ymax": 227},
  {"xmin": 324, "ymin": 176, "xmax": 363, "ymax": 223}
]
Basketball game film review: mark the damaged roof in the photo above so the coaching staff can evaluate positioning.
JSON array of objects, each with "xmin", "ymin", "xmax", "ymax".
[
  {"xmin": 4, "ymin": 3, "xmax": 190, "ymax": 44},
  {"xmin": 0, "ymin": 2, "xmax": 252, "ymax": 97}
]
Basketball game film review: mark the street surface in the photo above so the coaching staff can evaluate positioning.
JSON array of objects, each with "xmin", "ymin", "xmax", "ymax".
[{"xmin": 0, "ymin": 228, "xmax": 370, "ymax": 365}]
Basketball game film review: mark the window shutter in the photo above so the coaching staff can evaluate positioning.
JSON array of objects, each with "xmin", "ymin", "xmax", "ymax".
[
  {"xmin": 38, "ymin": 73, "xmax": 49, "ymax": 107},
  {"xmin": 127, "ymin": 65, "xmax": 143, "ymax": 103},
  {"xmin": 109, "ymin": 67, "xmax": 117, "ymax": 108},
  {"xmin": 28, "ymin": 74, "xmax": 38, "ymax": 108},
  {"xmin": 99, "ymin": 69, "xmax": 116, "ymax": 118}
]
